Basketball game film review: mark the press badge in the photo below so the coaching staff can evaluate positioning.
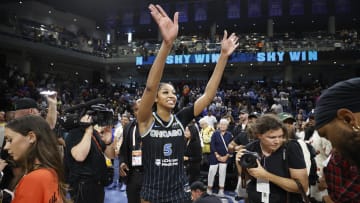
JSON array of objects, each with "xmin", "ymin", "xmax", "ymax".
[
  {"xmin": 256, "ymin": 178, "xmax": 270, "ymax": 203},
  {"xmin": 132, "ymin": 150, "xmax": 142, "ymax": 166}
]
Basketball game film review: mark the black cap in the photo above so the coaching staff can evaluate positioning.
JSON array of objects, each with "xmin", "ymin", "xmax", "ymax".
[
  {"xmin": 315, "ymin": 78, "xmax": 360, "ymax": 129},
  {"xmin": 190, "ymin": 181, "xmax": 206, "ymax": 192},
  {"xmin": 14, "ymin": 97, "xmax": 38, "ymax": 110}
]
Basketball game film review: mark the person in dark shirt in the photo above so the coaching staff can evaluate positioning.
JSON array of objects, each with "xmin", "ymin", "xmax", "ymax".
[
  {"xmin": 136, "ymin": 4, "xmax": 239, "ymax": 202},
  {"xmin": 184, "ymin": 124, "xmax": 202, "ymax": 184},
  {"xmin": 119, "ymin": 99, "xmax": 143, "ymax": 203},
  {"xmin": 237, "ymin": 114, "xmax": 308, "ymax": 203},
  {"xmin": 64, "ymin": 114, "xmax": 115, "ymax": 203}
]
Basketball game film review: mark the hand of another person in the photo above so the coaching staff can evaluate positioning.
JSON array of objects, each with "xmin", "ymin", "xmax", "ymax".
[
  {"xmin": 318, "ymin": 176, "xmax": 328, "ymax": 191},
  {"xmin": 119, "ymin": 163, "xmax": 129, "ymax": 177},
  {"xmin": 80, "ymin": 114, "xmax": 92, "ymax": 124},
  {"xmin": 234, "ymin": 145, "xmax": 244, "ymax": 152},
  {"xmin": 148, "ymin": 4, "xmax": 178, "ymax": 45},
  {"xmin": 246, "ymin": 159, "xmax": 268, "ymax": 179},
  {"xmin": 235, "ymin": 148, "xmax": 247, "ymax": 162},
  {"xmin": 46, "ymin": 93, "xmax": 57, "ymax": 106},
  {"xmin": 220, "ymin": 30, "xmax": 239, "ymax": 56},
  {"xmin": 219, "ymin": 155, "xmax": 229, "ymax": 163},
  {"xmin": 57, "ymin": 137, "xmax": 66, "ymax": 146}
]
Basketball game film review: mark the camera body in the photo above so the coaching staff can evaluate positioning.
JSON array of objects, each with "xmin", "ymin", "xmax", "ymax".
[
  {"xmin": 239, "ymin": 150, "xmax": 261, "ymax": 168},
  {"xmin": 58, "ymin": 99, "xmax": 114, "ymax": 131}
]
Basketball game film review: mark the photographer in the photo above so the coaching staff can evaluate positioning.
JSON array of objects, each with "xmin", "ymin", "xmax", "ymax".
[
  {"xmin": 64, "ymin": 111, "xmax": 115, "ymax": 203},
  {"xmin": 236, "ymin": 114, "xmax": 308, "ymax": 203}
]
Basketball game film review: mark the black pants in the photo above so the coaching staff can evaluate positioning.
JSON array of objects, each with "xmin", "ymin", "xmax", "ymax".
[
  {"xmin": 126, "ymin": 169, "xmax": 143, "ymax": 203},
  {"xmin": 70, "ymin": 180, "xmax": 105, "ymax": 203},
  {"xmin": 186, "ymin": 163, "xmax": 201, "ymax": 185}
]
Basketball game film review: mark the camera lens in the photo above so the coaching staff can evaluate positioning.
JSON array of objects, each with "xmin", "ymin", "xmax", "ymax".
[{"xmin": 240, "ymin": 151, "xmax": 259, "ymax": 168}]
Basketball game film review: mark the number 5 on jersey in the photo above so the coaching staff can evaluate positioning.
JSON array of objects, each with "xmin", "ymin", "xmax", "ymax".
[{"xmin": 163, "ymin": 143, "xmax": 173, "ymax": 156}]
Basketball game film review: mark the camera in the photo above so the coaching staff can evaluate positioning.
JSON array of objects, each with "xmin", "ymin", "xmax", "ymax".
[
  {"xmin": 239, "ymin": 150, "xmax": 261, "ymax": 168},
  {"xmin": 58, "ymin": 98, "xmax": 114, "ymax": 131}
]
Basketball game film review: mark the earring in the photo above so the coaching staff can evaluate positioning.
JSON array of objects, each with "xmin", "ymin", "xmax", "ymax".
[{"xmin": 352, "ymin": 125, "xmax": 360, "ymax": 132}]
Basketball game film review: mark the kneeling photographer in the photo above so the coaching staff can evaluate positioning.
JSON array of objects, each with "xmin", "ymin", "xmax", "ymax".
[
  {"xmin": 236, "ymin": 114, "xmax": 309, "ymax": 203},
  {"xmin": 63, "ymin": 99, "xmax": 115, "ymax": 203}
]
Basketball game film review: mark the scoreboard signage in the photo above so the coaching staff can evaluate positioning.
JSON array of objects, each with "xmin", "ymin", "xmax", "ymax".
[{"xmin": 136, "ymin": 51, "xmax": 318, "ymax": 65}]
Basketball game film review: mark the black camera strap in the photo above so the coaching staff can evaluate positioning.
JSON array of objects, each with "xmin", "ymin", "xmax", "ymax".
[
  {"xmin": 92, "ymin": 134, "xmax": 103, "ymax": 153},
  {"xmin": 283, "ymin": 140, "xmax": 310, "ymax": 203}
]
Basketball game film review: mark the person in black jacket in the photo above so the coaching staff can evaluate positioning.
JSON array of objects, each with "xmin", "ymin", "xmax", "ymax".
[
  {"xmin": 119, "ymin": 99, "xmax": 143, "ymax": 203},
  {"xmin": 184, "ymin": 124, "xmax": 202, "ymax": 184}
]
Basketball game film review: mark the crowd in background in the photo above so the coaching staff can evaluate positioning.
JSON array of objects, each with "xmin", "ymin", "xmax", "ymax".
[
  {"xmin": 0, "ymin": 12, "xmax": 359, "ymax": 58},
  {"xmin": 0, "ymin": 62, "xmax": 325, "ymax": 125}
]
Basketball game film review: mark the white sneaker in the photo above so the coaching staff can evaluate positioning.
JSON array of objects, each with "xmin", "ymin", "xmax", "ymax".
[
  {"xmin": 218, "ymin": 190, "xmax": 224, "ymax": 197},
  {"xmin": 207, "ymin": 188, "xmax": 212, "ymax": 195}
]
